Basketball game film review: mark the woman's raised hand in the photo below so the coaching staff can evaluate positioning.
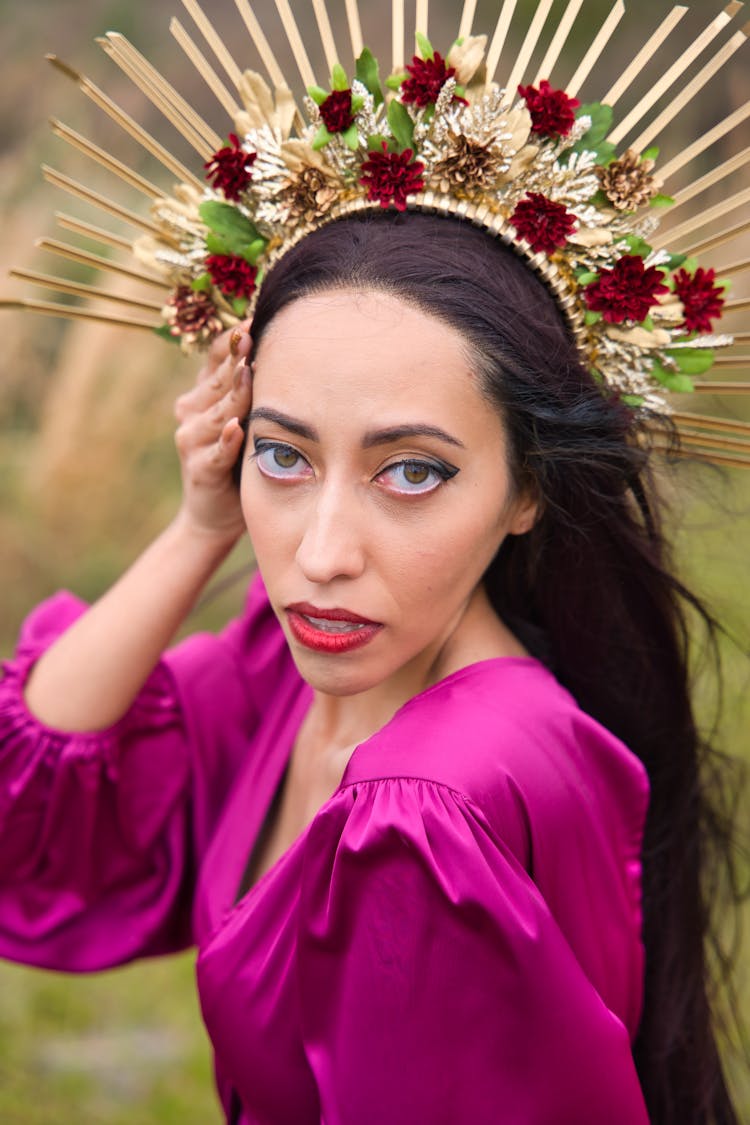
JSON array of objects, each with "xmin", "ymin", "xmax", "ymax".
[
  {"xmin": 23, "ymin": 323, "xmax": 254, "ymax": 731},
  {"xmin": 173, "ymin": 322, "xmax": 253, "ymax": 545}
]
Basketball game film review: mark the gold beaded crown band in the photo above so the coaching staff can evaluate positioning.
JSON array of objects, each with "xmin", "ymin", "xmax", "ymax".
[{"xmin": 2, "ymin": 0, "xmax": 750, "ymax": 465}]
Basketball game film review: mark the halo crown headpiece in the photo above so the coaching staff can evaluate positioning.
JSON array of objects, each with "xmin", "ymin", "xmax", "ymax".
[{"xmin": 3, "ymin": 0, "xmax": 749, "ymax": 466}]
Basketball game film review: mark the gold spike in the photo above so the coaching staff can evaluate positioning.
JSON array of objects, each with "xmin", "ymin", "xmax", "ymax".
[
  {"xmin": 393, "ymin": 0, "xmax": 405, "ymax": 72},
  {"xmin": 46, "ymin": 54, "xmax": 204, "ymax": 191},
  {"xmin": 725, "ymin": 296, "xmax": 750, "ymax": 313},
  {"xmin": 629, "ymin": 29, "xmax": 749, "ymax": 155},
  {"xmin": 608, "ymin": 4, "xmax": 742, "ymax": 147},
  {"xmin": 344, "ymin": 0, "xmax": 364, "ymax": 59},
  {"xmin": 235, "ymin": 0, "xmax": 285, "ymax": 87},
  {"xmin": 651, "ymin": 185, "xmax": 750, "ymax": 249},
  {"xmin": 566, "ymin": 1, "xmax": 626, "ymax": 98},
  {"xmin": 672, "ymin": 411, "xmax": 750, "ymax": 435},
  {"xmin": 170, "ymin": 19, "xmax": 241, "ymax": 119},
  {"xmin": 98, "ymin": 34, "xmax": 217, "ymax": 159},
  {"xmin": 683, "ymin": 216, "xmax": 750, "ymax": 258},
  {"xmin": 486, "ymin": 0, "xmax": 519, "ymax": 87},
  {"xmin": 49, "ymin": 119, "xmax": 162, "ymax": 199},
  {"xmin": 661, "ymin": 445, "xmax": 750, "ymax": 468},
  {"xmin": 669, "ymin": 146, "xmax": 750, "ymax": 213},
  {"xmin": 55, "ymin": 212, "xmax": 133, "ymax": 253},
  {"xmin": 660, "ymin": 100, "xmax": 750, "ymax": 184},
  {"xmin": 503, "ymin": 0, "xmax": 555, "ymax": 104},
  {"xmin": 458, "ymin": 0, "xmax": 478, "ymax": 41},
  {"xmin": 9, "ymin": 269, "xmax": 165, "ymax": 312},
  {"xmin": 677, "ymin": 429, "xmax": 750, "ymax": 455},
  {"xmin": 42, "ymin": 166, "xmax": 166, "ymax": 238},
  {"xmin": 716, "ymin": 258, "xmax": 750, "ymax": 277},
  {"xmin": 113, "ymin": 33, "xmax": 221, "ymax": 150},
  {"xmin": 711, "ymin": 357, "xmax": 750, "ymax": 369},
  {"xmin": 692, "ymin": 380, "xmax": 750, "ymax": 391},
  {"xmin": 533, "ymin": 0, "xmax": 585, "ymax": 86},
  {"xmin": 312, "ymin": 0, "xmax": 339, "ymax": 74},
  {"xmin": 601, "ymin": 6, "xmax": 688, "ymax": 108},
  {"xmin": 274, "ymin": 0, "xmax": 317, "ymax": 88},
  {"xmin": 182, "ymin": 0, "xmax": 243, "ymax": 88},
  {"xmin": 416, "ymin": 0, "xmax": 429, "ymax": 39},
  {"xmin": 36, "ymin": 238, "xmax": 171, "ymax": 290},
  {"xmin": 0, "ymin": 298, "xmax": 161, "ymax": 331}
]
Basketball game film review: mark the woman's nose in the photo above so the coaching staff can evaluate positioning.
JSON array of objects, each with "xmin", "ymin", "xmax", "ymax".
[
  {"xmin": 296, "ymin": 483, "xmax": 368, "ymax": 585},
  {"xmin": 295, "ymin": 485, "xmax": 366, "ymax": 583}
]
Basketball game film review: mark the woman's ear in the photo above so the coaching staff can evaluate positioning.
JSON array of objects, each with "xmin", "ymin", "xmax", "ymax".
[{"xmin": 508, "ymin": 490, "xmax": 541, "ymax": 536}]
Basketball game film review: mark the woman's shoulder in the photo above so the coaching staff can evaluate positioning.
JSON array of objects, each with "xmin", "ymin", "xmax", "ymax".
[{"xmin": 344, "ymin": 657, "xmax": 648, "ymax": 828}]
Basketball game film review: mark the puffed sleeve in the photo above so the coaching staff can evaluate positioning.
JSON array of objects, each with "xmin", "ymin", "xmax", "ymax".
[
  {"xmin": 0, "ymin": 574, "xmax": 281, "ymax": 971},
  {"xmin": 297, "ymin": 777, "xmax": 649, "ymax": 1125},
  {"xmin": 0, "ymin": 593, "xmax": 193, "ymax": 969}
]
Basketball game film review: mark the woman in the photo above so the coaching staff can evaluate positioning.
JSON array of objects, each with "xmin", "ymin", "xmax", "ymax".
[{"xmin": 0, "ymin": 210, "xmax": 741, "ymax": 1123}]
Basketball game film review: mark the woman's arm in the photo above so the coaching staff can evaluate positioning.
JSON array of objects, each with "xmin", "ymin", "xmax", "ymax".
[{"xmin": 24, "ymin": 327, "xmax": 252, "ymax": 732}]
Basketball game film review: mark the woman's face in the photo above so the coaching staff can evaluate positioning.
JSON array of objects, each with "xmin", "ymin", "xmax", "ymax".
[{"xmin": 241, "ymin": 289, "xmax": 536, "ymax": 699}]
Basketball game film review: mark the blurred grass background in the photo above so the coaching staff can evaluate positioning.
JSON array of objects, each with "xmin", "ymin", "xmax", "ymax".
[{"xmin": 0, "ymin": 0, "xmax": 748, "ymax": 1120}]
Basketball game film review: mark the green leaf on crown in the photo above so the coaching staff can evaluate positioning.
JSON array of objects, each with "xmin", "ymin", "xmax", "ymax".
[
  {"xmin": 386, "ymin": 72, "xmax": 407, "ymax": 90},
  {"xmin": 565, "ymin": 102, "xmax": 616, "ymax": 163},
  {"xmin": 650, "ymin": 193, "xmax": 675, "ymax": 208},
  {"xmin": 664, "ymin": 252, "xmax": 687, "ymax": 270},
  {"xmin": 387, "ymin": 99, "xmax": 415, "ymax": 149},
  {"xmin": 307, "ymin": 85, "xmax": 328, "ymax": 106},
  {"xmin": 641, "ymin": 145, "xmax": 660, "ymax": 162},
  {"xmin": 312, "ymin": 123, "xmax": 334, "ymax": 150},
  {"xmin": 331, "ymin": 63, "xmax": 349, "ymax": 92},
  {"xmin": 191, "ymin": 273, "xmax": 213, "ymax": 293},
  {"xmin": 415, "ymin": 32, "xmax": 434, "ymax": 60},
  {"xmin": 199, "ymin": 201, "xmax": 263, "ymax": 257},
  {"xmin": 650, "ymin": 362, "xmax": 696, "ymax": 393},
  {"xmin": 666, "ymin": 347, "xmax": 714, "ymax": 375},
  {"xmin": 356, "ymin": 48, "xmax": 384, "ymax": 105},
  {"xmin": 576, "ymin": 102, "xmax": 613, "ymax": 146},
  {"xmin": 243, "ymin": 239, "xmax": 266, "ymax": 266},
  {"xmin": 618, "ymin": 233, "xmax": 653, "ymax": 258},
  {"xmin": 153, "ymin": 324, "xmax": 180, "ymax": 345},
  {"xmin": 232, "ymin": 297, "xmax": 249, "ymax": 316}
]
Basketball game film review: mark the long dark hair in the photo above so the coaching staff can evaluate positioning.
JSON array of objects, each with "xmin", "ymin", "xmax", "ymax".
[{"xmin": 248, "ymin": 210, "xmax": 743, "ymax": 1124}]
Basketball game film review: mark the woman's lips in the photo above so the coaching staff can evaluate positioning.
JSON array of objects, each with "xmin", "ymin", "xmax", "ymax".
[{"xmin": 285, "ymin": 603, "xmax": 383, "ymax": 654}]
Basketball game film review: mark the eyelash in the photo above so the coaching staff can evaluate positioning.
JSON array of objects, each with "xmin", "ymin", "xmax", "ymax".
[{"xmin": 251, "ymin": 439, "xmax": 458, "ymax": 496}]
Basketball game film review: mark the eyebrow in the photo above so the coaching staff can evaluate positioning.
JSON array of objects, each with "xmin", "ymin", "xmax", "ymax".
[{"xmin": 247, "ymin": 408, "xmax": 465, "ymax": 450}]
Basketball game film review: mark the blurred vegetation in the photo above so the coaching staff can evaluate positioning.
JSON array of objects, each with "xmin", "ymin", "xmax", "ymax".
[{"xmin": 0, "ymin": 0, "xmax": 748, "ymax": 1121}]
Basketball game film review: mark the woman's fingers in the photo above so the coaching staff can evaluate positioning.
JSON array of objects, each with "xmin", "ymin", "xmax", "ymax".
[
  {"xmin": 195, "ymin": 321, "xmax": 252, "ymax": 385},
  {"xmin": 175, "ymin": 361, "xmax": 251, "ymax": 448},
  {"xmin": 175, "ymin": 340, "xmax": 250, "ymax": 421}
]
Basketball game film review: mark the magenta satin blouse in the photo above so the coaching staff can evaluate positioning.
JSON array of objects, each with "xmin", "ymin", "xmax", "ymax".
[{"xmin": 0, "ymin": 574, "xmax": 650, "ymax": 1123}]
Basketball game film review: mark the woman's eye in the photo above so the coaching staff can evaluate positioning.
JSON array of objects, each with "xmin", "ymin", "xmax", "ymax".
[
  {"xmin": 254, "ymin": 441, "xmax": 312, "ymax": 480},
  {"xmin": 376, "ymin": 459, "xmax": 457, "ymax": 495}
]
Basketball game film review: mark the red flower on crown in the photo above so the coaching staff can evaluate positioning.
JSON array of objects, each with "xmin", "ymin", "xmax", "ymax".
[
  {"xmin": 359, "ymin": 143, "xmax": 425, "ymax": 211},
  {"xmin": 206, "ymin": 254, "xmax": 258, "ymax": 299},
  {"xmin": 511, "ymin": 193, "xmax": 576, "ymax": 255},
  {"xmin": 584, "ymin": 256, "xmax": 670, "ymax": 324},
  {"xmin": 204, "ymin": 134, "xmax": 256, "ymax": 201},
  {"xmin": 673, "ymin": 267, "xmax": 725, "ymax": 333},
  {"xmin": 518, "ymin": 80, "xmax": 580, "ymax": 138},
  {"xmin": 401, "ymin": 52, "xmax": 461, "ymax": 108},
  {"xmin": 320, "ymin": 89, "xmax": 355, "ymax": 133}
]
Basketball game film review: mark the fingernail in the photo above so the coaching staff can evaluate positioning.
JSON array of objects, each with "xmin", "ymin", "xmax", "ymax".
[{"xmin": 229, "ymin": 327, "xmax": 244, "ymax": 358}]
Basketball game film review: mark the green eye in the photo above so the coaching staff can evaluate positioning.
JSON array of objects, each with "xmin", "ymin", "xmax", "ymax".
[{"xmin": 273, "ymin": 447, "xmax": 299, "ymax": 468}]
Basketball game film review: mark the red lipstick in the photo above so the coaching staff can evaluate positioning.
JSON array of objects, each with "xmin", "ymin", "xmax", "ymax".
[{"xmin": 286, "ymin": 602, "xmax": 382, "ymax": 654}]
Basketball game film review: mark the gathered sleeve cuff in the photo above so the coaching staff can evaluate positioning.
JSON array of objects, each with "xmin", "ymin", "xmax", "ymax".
[
  {"xmin": 297, "ymin": 777, "xmax": 650, "ymax": 1125},
  {"xmin": 0, "ymin": 593, "xmax": 192, "ymax": 969}
]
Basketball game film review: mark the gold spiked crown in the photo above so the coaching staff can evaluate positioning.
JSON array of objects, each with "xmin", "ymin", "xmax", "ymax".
[{"xmin": 2, "ymin": 0, "xmax": 749, "ymax": 466}]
